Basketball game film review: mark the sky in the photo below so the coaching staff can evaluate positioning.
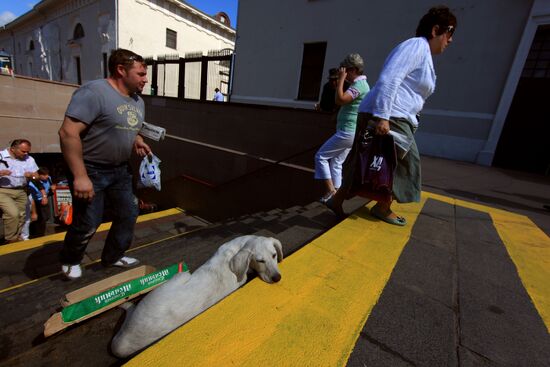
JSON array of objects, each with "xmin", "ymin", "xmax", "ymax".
[{"xmin": 0, "ymin": 0, "xmax": 238, "ymax": 27}]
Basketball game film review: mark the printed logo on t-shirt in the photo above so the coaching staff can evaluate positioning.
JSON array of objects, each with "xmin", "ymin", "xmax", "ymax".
[
  {"xmin": 127, "ymin": 111, "xmax": 139, "ymax": 127},
  {"xmin": 116, "ymin": 103, "xmax": 143, "ymax": 130}
]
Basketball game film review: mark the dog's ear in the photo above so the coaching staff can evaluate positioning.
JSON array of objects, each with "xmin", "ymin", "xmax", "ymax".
[
  {"xmin": 272, "ymin": 238, "xmax": 283, "ymax": 263},
  {"xmin": 229, "ymin": 248, "xmax": 252, "ymax": 282}
]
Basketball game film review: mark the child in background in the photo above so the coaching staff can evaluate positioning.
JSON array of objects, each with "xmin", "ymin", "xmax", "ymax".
[{"xmin": 28, "ymin": 167, "xmax": 55, "ymax": 237}]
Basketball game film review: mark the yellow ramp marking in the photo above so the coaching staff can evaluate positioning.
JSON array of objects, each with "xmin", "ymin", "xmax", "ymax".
[
  {"xmin": 424, "ymin": 191, "xmax": 550, "ymax": 332},
  {"xmin": 0, "ymin": 224, "xmax": 205, "ymax": 295},
  {"xmin": 492, "ymin": 212, "xmax": 550, "ymax": 332},
  {"xmin": 126, "ymin": 199, "xmax": 427, "ymax": 367},
  {"xmin": 0, "ymin": 208, "xmax": 184, "ymax": 256},
  {"xmin": 423, "ymin": 191, "xmax": 514, "ymax": 217}
]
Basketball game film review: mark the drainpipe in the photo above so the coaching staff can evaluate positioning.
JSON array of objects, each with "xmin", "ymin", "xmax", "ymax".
[
  {"xmin": 115, "ymin": 0, "xmax": 119, "ymax": 48},
  {"xmin": 58, "ymin": 24, "xmax": 63, "ymax": 81},
  {"xmin": 228, "ymin": 52, "xmax": 235, "ymax": 102},
  {"xmin": 11, "ymin": 30, "xmax": 16, "ymax": 74}
]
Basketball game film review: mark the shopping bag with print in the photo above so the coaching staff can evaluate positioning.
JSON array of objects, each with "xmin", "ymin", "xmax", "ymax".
[{"xmin": 139, "ymin": 153, "xmax": 162, "ymax": 191}]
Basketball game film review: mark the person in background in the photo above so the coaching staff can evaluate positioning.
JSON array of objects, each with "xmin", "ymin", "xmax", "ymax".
[
  {"xmin": 0, "ymin": 139, "xmax": 39, "ymax": 244},
  {"xmin": 314, "ymin": 54, "xmax": 370, "ymax": 203},
  {"xmin": 327, "ymin": 5, "xmax": 457, "ymax": 225},
  {"xmin": 28, "ymin": 167, "xmax": 55, "ymax": 237},
  {"xmin": 213, "ymin": 88, "xmax": 224, "ymax": 102},
  {"xmin": 58, "ymin": 48, "xmax": 152, "ymax": 279},
  {"xmin": 316, "ymin": 68, "xmax": 340, "ymax": 113}
]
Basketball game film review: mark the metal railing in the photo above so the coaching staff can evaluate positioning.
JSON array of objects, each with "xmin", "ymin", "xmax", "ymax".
[
  {"xmin": 144, "ymin": 49, "xmax": 233, "ymax": 101},
  {"xmin": 164, "ymin": 133, "xmax": 319, "ymax": 189}
]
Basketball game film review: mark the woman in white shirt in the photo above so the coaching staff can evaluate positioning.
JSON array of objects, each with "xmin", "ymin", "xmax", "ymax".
[{"xmin": 327, "ymin": 5, "xmax": 457, "ymax": 225}]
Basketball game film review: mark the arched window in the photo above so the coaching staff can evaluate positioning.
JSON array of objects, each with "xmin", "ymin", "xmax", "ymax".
[
  {"xmin": 73, "ymin": 23, "xmax": 85, "ymax": 40},
  {"xmin": 29, "ymin": 40, "xmax": 34, "ymax": 51}
]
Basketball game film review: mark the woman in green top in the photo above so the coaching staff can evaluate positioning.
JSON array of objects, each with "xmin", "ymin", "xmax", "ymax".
[{"xmin": 314, "ymin": 53, "xmax": 370, "ymax": 203}]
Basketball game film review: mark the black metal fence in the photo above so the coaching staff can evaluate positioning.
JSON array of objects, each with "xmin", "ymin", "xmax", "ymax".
[{"xmin": 144, "ymin": 49, "xmax": 233, "ymax": 101}]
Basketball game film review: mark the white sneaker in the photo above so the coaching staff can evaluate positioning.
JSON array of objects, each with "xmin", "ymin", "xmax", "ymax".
[
  {"xmin": 112, "ymin": 256, "xmax": 140, "ymax": 268},
  {"xmin": 62, "ymin": 264, "xmax": 82, "ymax": 279}
]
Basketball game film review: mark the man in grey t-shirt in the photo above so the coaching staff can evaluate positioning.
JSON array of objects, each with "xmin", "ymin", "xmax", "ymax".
[{"xmin": 58, "ymin": 49, "xmax": 152, "ymax": 279}]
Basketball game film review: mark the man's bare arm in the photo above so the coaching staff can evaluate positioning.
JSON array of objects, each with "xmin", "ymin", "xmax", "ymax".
[{"xmin": 58, "ymin": 116, "xmax": 95, "ymax": 201}]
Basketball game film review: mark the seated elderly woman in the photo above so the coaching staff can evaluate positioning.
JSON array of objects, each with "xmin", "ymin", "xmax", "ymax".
[{"xmin": 314, "ymin": 53, "xmax": 370, "ymax": 203}]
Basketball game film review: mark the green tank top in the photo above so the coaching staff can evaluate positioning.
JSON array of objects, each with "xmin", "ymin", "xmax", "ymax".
[{"xmin": 336, "ymin": 77, "xmax": 370, "ymax": 133}]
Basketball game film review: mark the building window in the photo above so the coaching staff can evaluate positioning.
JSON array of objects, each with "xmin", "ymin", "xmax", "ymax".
[
  {"xmin": 297, "ymin": 42, "xmax": 327, "ymax": 101},
  {"xmin": 166, "ymin": 28, "xmax": 177, "ymax": 49},
  {"xmin": 522, "ymin": 25, "xmax": 550, "ymax": 78},
  {"xmin": 74, "ymin": 23, "xmax": 85, "ymax": 40},
  {"xmin": 29, "ymin": 40, "xmax": 34, "ymax": 51}
]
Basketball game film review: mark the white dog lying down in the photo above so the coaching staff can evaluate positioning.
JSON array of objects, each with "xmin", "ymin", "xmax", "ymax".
[{"xmin": 111, "ymin": 235, "xmax": 283, "ymax": 358}]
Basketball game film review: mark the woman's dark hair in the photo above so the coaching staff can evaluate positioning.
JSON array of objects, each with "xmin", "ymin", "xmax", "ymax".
[
  {"xmin": 108, "ymin": 48, "xmax": 145, "ymax": 76},
  {"xmin": 416, "ymin": 5, "xmax": 457, "ymax": 39}
]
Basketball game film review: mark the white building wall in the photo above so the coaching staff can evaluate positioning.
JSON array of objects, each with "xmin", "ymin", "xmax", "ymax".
[
  {"xmin": 0, "ymin": 0, "xmax": 116, "ymax": 84},
  {"xmin": 231, "ymin": 0, "xmax": 545, "ymax": 164},
  {"xmin": 119, "ymin": 0, "xmax": 234, "ymax": 57},
  {"xmin": 0, "ymin": 0, "xmax": 235, "ymax": 92},
  {"xmin": 118, "ymin": 0, "xmax": 234, "ymax": 97}
]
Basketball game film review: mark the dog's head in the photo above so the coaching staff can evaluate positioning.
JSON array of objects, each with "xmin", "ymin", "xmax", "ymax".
[{"xmin": 229, "ymin": 236, "xmax": 283, "ymax": 283}]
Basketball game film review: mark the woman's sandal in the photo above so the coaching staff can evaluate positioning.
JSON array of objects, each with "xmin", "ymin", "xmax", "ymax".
[{"xmin": 370, "ymin": 205, "xmax": 407, "ymax": 226}]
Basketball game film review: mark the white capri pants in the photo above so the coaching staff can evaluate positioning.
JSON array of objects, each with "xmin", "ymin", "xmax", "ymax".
[{"xmin": 314, "ymin": 129, "xmax": 355, "ymax": 189}]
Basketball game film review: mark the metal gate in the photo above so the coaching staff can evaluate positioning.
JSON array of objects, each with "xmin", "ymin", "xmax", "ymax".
[{"xmin": 144, "ymin": 49, "xmax": 233, "ymax": 101}]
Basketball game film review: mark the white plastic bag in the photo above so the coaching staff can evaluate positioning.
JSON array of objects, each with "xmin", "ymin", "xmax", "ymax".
[
  {"xmin": 366, "ymin": 118, "xmax": 414, "ymax": 160},
  {"xmin": 139, "ymin": 153, "xmax": 162, "ymax": 191}
]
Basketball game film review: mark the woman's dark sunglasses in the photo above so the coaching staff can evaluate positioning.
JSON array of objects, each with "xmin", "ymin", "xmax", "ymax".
[{"xmin": 445, "ymin": 25, "xmax": 455, "ymax": 38}]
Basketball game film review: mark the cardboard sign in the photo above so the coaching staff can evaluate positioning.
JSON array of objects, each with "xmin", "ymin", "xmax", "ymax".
[{"xmin": 44, "ymin": 262, "xmax": 188, "ymax": 337}]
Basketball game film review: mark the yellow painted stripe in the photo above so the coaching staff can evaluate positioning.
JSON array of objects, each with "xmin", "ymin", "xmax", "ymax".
[
  {"xmin": 0, "ymin": 208, "xmax": 185, "ymax": 256},
  {"xmin": 491, "ymin": 212, "xmax": 550, "ymax": 332},
  {"xmin": 126, "ymin": 198, "xmax": 427, "ymax": 366},
  {"xmin": 0, "ymin": 224, "xmax": 206, "ymax": 295},
  {"xmin": 422, "ymin": 191, "xmax": 520, "ymax": 218},
  {"xmin": 424, "ymin": 191, "xmax": 550, "ymax": 332}
]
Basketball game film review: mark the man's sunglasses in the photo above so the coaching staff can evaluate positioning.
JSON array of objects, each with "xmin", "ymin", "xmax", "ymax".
[{"xmin": 126, "ymin": 55, "xmax": 144, "ymax": 63}]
